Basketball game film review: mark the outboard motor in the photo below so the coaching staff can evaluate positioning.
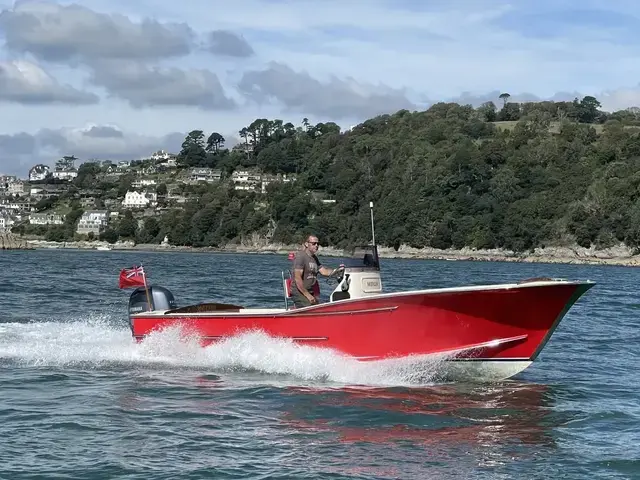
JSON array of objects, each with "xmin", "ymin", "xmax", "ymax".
[{"xmin": 128, "ymin": 285, "xmax": 177, "ymax": 330}]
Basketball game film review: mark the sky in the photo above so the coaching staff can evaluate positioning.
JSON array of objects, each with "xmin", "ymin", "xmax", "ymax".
[{"xmin": 1, "ymin": 0, "xmax": 640, "ymax": 175}]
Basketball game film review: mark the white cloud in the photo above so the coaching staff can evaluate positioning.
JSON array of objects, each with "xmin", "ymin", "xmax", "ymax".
[
  {"xmin": 88, "ymin": 60, "xmax": 237, "ymax": 110},
  {"xmin": 0, "ymin": 123, "xmax": 185, "ymax": 174},
  {"xmin": 144, "ymin": 0, "xmax": 510, "ymax": 33},
  {"xmin": 37, "ymin": 124, "xmax": 184, "ymax": 158},
  {"xmin": 128, "ymin": 0, "xmax": 640, "ymax": 99},
  {"xmin": 599, "ymin": 85, "xmax": 640, "ymax": 111},
  {"xmin": 0, "ymin": 59, "xmax": 98, "ymax": 104},
  {"xmin": 0, "ymin": 0, "xmax": 639, "ymax": 176},
  {"xmin": 206, "ymin": 30, "xmax": 254, "ymax": 57},
  {"xmin": 238, "ymin": 62, "xmax": 415, "ymax": 119},
  {"xmin": 0, "ymin": 0, "xmax": 195, "ymax": 61},
  {"xmin": 0, "ymin": 121, "xmax": 247, "ymax": 175}
]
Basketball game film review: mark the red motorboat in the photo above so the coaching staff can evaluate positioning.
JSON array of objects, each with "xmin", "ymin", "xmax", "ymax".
[{"xmin": 125, "ymin": 206, "xmax": 594, "ymax": 381}]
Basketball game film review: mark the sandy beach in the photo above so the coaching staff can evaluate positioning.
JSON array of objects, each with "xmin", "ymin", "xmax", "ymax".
[{"xmin": 21, "ymin": 238, "xmax": 640, "ymax": 267}]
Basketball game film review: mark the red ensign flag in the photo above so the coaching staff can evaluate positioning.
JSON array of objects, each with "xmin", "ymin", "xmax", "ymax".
[{"xmin": 119, "ymin": 265, "xmax": 146, "ymax": 289}]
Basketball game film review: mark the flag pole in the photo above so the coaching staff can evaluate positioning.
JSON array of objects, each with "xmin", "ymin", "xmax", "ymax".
[{"xmin": 141, "ymin": 263, "xmax": 153, "ymax": 311}]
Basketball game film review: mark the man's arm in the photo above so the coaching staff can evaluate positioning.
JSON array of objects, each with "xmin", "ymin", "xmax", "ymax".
[
  {"xmin": 319, "ymin": 265, "xmax": 342, "ymax": 276},
  {"xmin": 319, "ymin": 265, "xmax": 334, "ymax": 276}
]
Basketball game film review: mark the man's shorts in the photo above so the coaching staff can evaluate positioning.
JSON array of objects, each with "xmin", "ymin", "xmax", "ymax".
[{"xmin": 291, "ymin": 290, "xmax": 319, "ymax": 308}]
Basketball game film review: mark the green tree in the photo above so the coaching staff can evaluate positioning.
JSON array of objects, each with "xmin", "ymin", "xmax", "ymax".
[
  {"xmin": 74, "ymin": 161, "xmax": 102, "ymax": 188},
  {"xmin": 156, "ymin": 183, "xmax": 168, "ymax": 196},
  {"xmin": 577, "ymin": 95, "xmax": 602, "ymax": 123},
  {"xmin": 118, "ymin": 211, "xmax": 137, "ymax": 240},
  {"xmin": 206, "ymin": 132, "xmax": 225, "ymax": 154},
  {"xmin": 118, "ymin": 173, "xmax": 135, "ymax": 197},
  {"xmin": 63, "ymin": 207, "xmax": 84, "ymax": 240},
  {"xmin": 178, "ymin": 130, "xmax": 208, "ymax": 167},
  {"xmin": 99, "ymin": 228, "xmax": 119, "ymax": 244},
  {"xmin": 137, "ymin": 217, "xmax": 161, "ymax": 244},
  {"xmin": 477, "ymin": 101, "xmax": 497, "ymax": 122}
]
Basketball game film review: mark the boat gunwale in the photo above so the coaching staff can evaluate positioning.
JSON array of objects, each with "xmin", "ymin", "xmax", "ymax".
[{"xmin": 130, "ymin": 279, "xmax": 594, "ymax": 318}]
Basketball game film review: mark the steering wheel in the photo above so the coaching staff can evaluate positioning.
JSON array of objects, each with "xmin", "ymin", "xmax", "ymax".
[{"xmin": 326, "ymin": 265, "xmax": 345, "ymax": 285}]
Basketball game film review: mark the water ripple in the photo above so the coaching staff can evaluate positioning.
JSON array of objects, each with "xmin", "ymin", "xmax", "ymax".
[{"xmin": 0, "ymin": 250, "xmax": 637, "ymax": 479}]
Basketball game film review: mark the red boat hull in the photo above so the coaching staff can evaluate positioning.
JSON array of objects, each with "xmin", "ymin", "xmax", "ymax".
[{"xmin": 130, "ymin": 280, "xmax": 593, "ymax": 364}]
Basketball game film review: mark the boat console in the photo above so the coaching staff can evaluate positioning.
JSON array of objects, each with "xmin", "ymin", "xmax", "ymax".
[
  {"xmin": 279, "ymin": 202, "xmax": 386, "ymax": 309},
  {"xmin": 327, "ymin": 245, "xmax": 383, "ymax": 302},
  {"xmin": 282, "ymin": 245, "xmax": 383, "ymax": 309}
]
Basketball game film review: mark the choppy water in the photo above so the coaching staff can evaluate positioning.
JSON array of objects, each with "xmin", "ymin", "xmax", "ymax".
[{"xmin": 0, "ymin": 249, "xmax": 637, "ymax": 479}]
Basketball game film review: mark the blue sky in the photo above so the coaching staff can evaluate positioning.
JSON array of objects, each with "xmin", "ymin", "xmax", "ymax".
[{"xmin": 1, "ymin": 0, "xmax": 640, "ymax": 174}]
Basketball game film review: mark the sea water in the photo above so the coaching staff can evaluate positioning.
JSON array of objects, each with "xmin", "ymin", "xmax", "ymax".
[{"xmin": 0, "ymin": 249, "xmax": 637, "ymax": 479}]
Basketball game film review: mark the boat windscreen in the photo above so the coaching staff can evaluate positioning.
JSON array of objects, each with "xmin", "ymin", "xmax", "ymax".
[{"xmin": 336, "ymin": 245, "xmax": 380, "ymax": 269}]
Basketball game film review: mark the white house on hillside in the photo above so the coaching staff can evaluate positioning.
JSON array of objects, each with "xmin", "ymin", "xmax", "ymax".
[
  {"xmin": 132, "ymin": 179, "xmax": 156, "ymax": 188},
  {"xmin": 231, "ymin": 170, "xmax": 261, "ymax": 191},
  {"xmin": 76, "ymin": 210, "xmax": 109, "ymax": 235},
  {"xmin": 189, "ymin": 168, "xmax": 221, "ymax": 183},
  {"xmin": 30, "ymin": 212, "xmax": 65, "ymax": 225},
  {"xmin": 0, "ymin": 175, "xmax": 17, "ymax": 185},
  {"xmin": 122, "ymin": 190, "xmax": 157, "ymax": 209},
  {"xmin": 8, "ymin": 181, "xmax": 26, "ymax": 196},
  {"xmin": 159, "ymin": 158, "xmax": 177, "ymax": 168},
  {"xmin": 52, "ymin": 169, "xmax": 78, "ymax": 181},
  {"xmin": 29, "ymin": 164, "xmax": 50, "ymax": 181},
  {"xmin": 151, "ymin": 150, "xmax": 171, "ymax": 161},
  {"xmin": 0, "ymin": 214, "xmax": 13, "ymax": 232}
]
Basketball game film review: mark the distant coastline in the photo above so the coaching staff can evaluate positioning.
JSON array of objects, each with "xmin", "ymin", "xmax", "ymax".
[{"xmin": 22, "ymin": 238, "xmax": 640, "ymax": 267}]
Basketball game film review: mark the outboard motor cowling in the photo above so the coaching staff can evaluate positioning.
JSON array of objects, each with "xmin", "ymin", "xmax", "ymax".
[{"xmin": 128, "ymin": 286, "xmax": 177, "ymax": 327}]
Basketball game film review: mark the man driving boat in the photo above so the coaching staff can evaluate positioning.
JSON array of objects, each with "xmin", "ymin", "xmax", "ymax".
[{"xmin": 290, "ymin": 234, "xmax": 342, "ymax": 307}]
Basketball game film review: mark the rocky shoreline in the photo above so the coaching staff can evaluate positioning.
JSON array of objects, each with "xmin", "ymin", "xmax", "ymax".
[
  {"xmin": 1, "ymin": 233, "xmax": 34, "ymax": 250},
  {"xmin": 19, "ymin": 238, "xmax": 640, "ymax": 267}
]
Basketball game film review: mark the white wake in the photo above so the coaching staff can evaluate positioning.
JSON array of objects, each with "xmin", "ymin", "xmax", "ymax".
[{"xmin": 0, "ymin": 316, "xmax": 458, "ymax": 386}]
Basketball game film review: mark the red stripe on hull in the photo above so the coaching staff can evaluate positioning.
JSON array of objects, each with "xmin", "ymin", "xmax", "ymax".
[{"xmin": 131, "ymin": 282, "xmax": 592, "ymax": 361}]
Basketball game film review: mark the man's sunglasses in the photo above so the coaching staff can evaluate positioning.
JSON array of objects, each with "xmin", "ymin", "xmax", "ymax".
[{"xmin": 308, "ymin": 242, "xmax": 318, "ymax": 245}]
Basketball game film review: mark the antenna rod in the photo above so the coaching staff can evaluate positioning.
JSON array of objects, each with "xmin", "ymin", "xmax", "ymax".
[{"xmin": 369, "ymin": 201, "xmax": 376, "ymax": 246}]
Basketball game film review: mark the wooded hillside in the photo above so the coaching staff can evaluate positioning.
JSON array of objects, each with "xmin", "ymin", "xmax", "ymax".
[
  {"xmin": 17, "ymin": 95, "xmax": 640, "ymax": 253},
  {"xmin": 168, "ymin": 95, "xmax": 640, "ymax": 252}
]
